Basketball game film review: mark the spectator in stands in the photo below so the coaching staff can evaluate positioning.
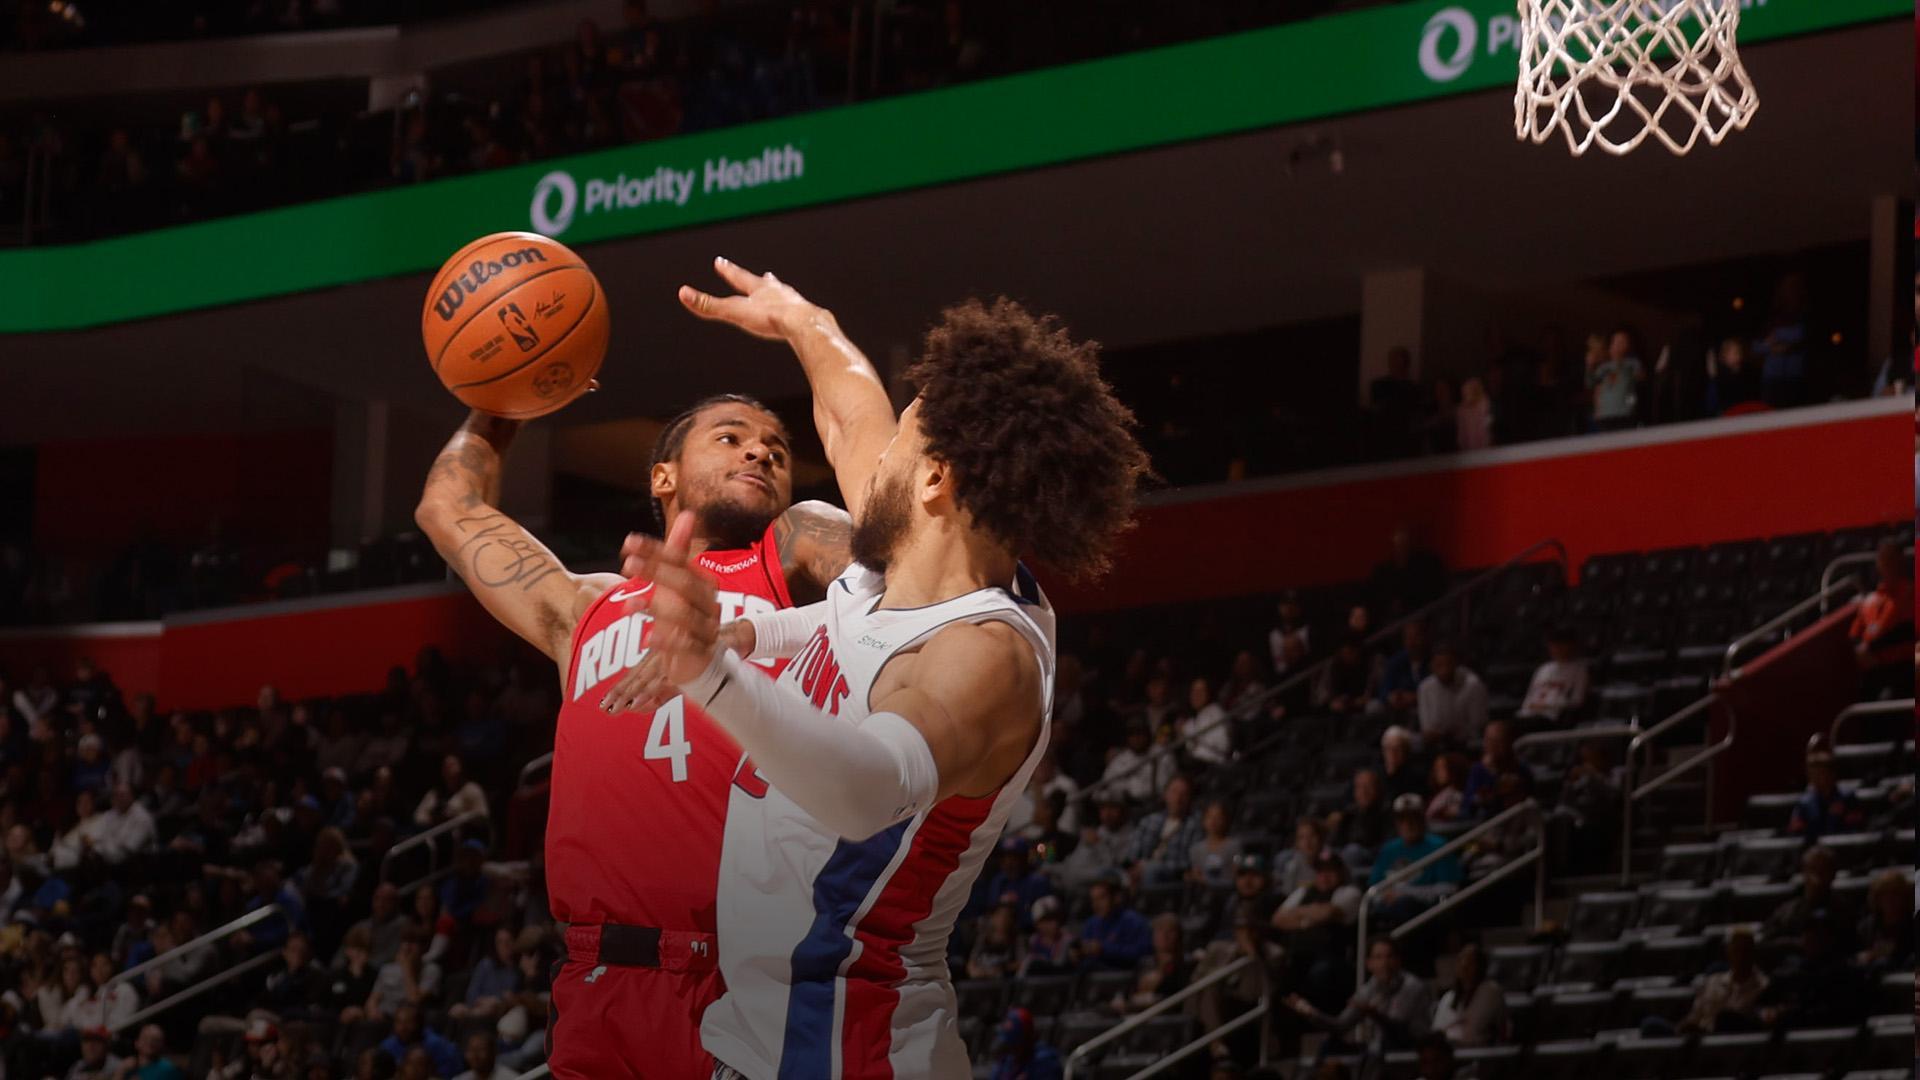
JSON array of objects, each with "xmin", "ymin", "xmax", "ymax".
[
  {"xmin": 1516, "ymin": 627, "xmax": 1588, "ymax": 727},
  {"xmin": 259, "ymin": 931, "xmax": 325, "ymax": 1022},
  {"xmin": 1370, "ymin": 348, "xmax": 1425, "ymax": 459},
  {"xmin": 348, "ymin": 883, "xmax": 407, "ymax": 968},
  {"xmin": 967, "ymin": 902, "xmax": 1025, "ymax": 980},
  {"xmin": 1021, "ymin": 896, "xmax": 1075, "ymax": 976},
  {"xmin": 1704, "ymin": 336, "xmax": 1764, "ymax": 416},
  {"xmin": 1218, "ymin": 650, "xmax": 1269, "ymax": 714},
  {"xmin": 367, "ymin": 929, "xmax": 441, "ymax": 1020},
  {"xmin": 63, "ymin": 951, "xmax": 137, "ymax": 1033},
  {"xmin": 1020, "ymin": 792, "xmax": 1074, "ymax": 863},
  {"xmin": 1587, "ymin": 327, "xmax": 1645, "ymax": 432},
  {"xmin": 1180, "ymin": 678, "xmax": 1232, "ymax": 767},
  {"xmin": 1455, "ymin": 377, "xmax": 1493, "ymax": 451},
  {"xmin": 1757, "ymin": 909, "xmax": 1869, "ymax": 1029},
  {"xmin": 1102, "ymin": 721, "xmax": 1166, "ymax": 805},
  {"xmin": 1115, "ymin": 913, "xmax": 1190, "ymax": 1014},
  {"xmin": 1464, "ymin": 772, "xmax": 1541, "ymax": 877},
  {"xmin": 68, "ymin": 1026, "xmax": 120, "ymax": 1080},
  {"xmin": 233, "ymin": 859, "xmax": 307, "ymax": 951},
  {"xmin": 1461, "ymin": 721, "xmax": 1532, "ymax": 819},
  {"xmin": 437, "ymin": 840, "xmax": 491, "ymax": 931},
  {"xmin": 1368, "ymin": 794, "xmax": 1461, "ymax": 928},
  {"xmin": 1850, "ymin": 540, "xmax": 1915, "ymax": 699},
  {"xmin": 323, "ymin": 925, "xmax": 379, "ymax": 1024},
  {"xmin": 1431, "ymin": 941, "xmax": 1507, "ymax": 1047},
  {"xmin": 982, "ymin": 837, "xmax": 1053, "ymax": 927},
  {"xmin": 415, "ymin": 754, "xmax": 488, "ymax": 828},
  {"xmin": 1009, "ymin": 752, "xmax": 1078, "ymax": 836},
  {"xmin": 987, "ymin": 1006, "xmax": 1062, "ymax": 1080},
  {"xmin": 50, "ymin": 789, "xmax": 108, "ymax": 872},
  {"xmin": 1763, "ymin": 845, "xmax": 1854, "ymax": 944},
  {"xmin": 111, "ymin": 894, "xmax": 154, "ymax": 969},
  {"xmin": 1375, "ymin": 621, "xmax": 1432, "ymax": 714},
  {"xmin": 1286, "ymin": 937, "xmax": 1432, "ymax": 1058},
  {"xmin": 452, "ymin": 1030, "xmax": 513, "ymax": 1080},
  {"xmin": 1413, "ymin": 1032, "xmax": 1457, "ymax": 1080},
  {"xmin": 1788, "ymin": 735, "xmax": 1865, "ymax": 840},
  {"xmin": 1188, "ymin": 799, "xmax": 1242, "ymax": 890},
  {"xmin": 1078, "ymin": 878, "xmax": 1151, "ymax": 972},
  {"xmin": 116, "ymin": 1022, "xmax": 183, "ymax": 1080},
  {"xmin": 1275, "ymin": 819, "xmax": 1328, "ymax": 898},
  {"xmin": 1272, "ymin": 853, "xmax": 1360, "ymax": 1012},
  {"xmin": 1416, "ymin": 642, "xmax": 1487, "ymax": 749},
  {"xmin": 379, "ymin": 1003, "xmax": 462, "ymax": 1079},
  {"xmin": 1313, "ymin": 633, "xmax": 1374, "ymax": 715},
  {"xmin": 1126, "ymin": 775, "xmax": 1204, "ymax": 888},
  {"xmin": 1372, "ymin": 531, "xmax": 1448, "ymax": 621},
  {"xmin": 1553, "ymin": 741, "xmax": 1622, "ymax": 874},
  {"xmin": 1425, "ymin": 752, "xmax": 1469, "ymax": 826},
  {"xmin": 450, "ymin": 926, "xmax": 522, "ymax": 1024},
  {"xmin": 1378, "ymin": 726, "xmax": 1424, "ymax": 803},
  {"xmin": 1269, "ymin": 590, "xmax": 1313, "ymax": 670},
  {"xmin": 1665, "ymin": 926, "xmax": 1768, "ymax": 1034},
  {"xmin": 1855, "ymin": 868, "xmax": 1912, "ymax": 976},
  {"xmin": 1054, "ymin": 795, "xmax": 1130, "ymax": 894},
  {"xmin": 1329, "ymin": 768, "xmax": 1392, "ymax": 871},
  {"xmin": 1197, "ymin": 898, "xmax": 1280, "ymax": 1066}
]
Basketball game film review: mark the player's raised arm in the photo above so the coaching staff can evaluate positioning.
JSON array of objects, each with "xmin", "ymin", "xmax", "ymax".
[
  {"xmin": 415, "ymin": 410, "xmax": 619, "ymax": 665},
  {"xmin": 679, "ymin": 258, "xmax": 896, "ymax": 518}
]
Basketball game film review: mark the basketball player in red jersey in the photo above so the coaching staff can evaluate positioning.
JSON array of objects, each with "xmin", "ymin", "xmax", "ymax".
[{"xmin": 414, "ymin": 397, "xmax": 855, "ymax": 1079}]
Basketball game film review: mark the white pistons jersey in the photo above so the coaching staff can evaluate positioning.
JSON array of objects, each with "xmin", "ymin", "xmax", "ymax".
[{"xmin": 703, "ymin": 562, "xmax": 1056, "ymax": 1080}]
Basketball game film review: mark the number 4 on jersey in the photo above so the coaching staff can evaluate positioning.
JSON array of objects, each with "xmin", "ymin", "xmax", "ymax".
[{"xmin": 644, "ymin": 698, "xmax": 691, "ymax": 782}]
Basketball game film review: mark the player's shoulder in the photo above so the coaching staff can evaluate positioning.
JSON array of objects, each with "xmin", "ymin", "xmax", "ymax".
[{"xmin": 919, "ymin": 619, "xmax": 1040, "ymax": 679}]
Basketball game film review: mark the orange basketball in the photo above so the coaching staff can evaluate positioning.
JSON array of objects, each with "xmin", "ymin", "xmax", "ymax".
[{"xmin": 421, "ymin": 232, "xmax": 608, "ymax": 419}]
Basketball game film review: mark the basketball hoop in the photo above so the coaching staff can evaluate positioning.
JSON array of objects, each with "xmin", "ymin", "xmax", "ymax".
[{"xmin": 1515, "ymin": 0, "xmax": 1758, "ymax": 157}]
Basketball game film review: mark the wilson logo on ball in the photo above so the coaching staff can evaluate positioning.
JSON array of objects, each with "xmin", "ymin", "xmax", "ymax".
[{"xmin": 431, "ymin": 247, "xmax": 550, "ymax": 322}]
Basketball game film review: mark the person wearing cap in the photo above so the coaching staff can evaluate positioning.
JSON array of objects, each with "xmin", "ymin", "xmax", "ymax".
[
  {"xmin": 1788, "ymin": 735, "xmax": 1865, "ymax": 840},
  {"xmin": 1125, "ymin": 775, "xmax": 1204, "ymax": 888},
  {"xmin": 980, "ymin": 836, "xmax": 1053, "ymax": 929},
  {"xmin": 66, "ymin": 1026, "xmax": 123, "ymax": 1080},
  {"xmin": 1021, "ymin": 895, "xmax": 1076, "ymax": 976},
  {"xmin": 1079, "ymin": 877, "xmax": 1152, "ymax": 972},
  {"xmin": 1414, "ymin": 642, "xmax": 1487, "ymax": 750},
  {"xmin": 1367, "ymin": 794, "xmax": 1461, "ymax": 929},
  {"xmin": 987, "ymin": 1005, "xmax": 1062, "ymax": 1080},
  {"xmin": 1054, "ymin": 794, "xmax": 1132, "ymax": 894},
  {"xmin": 1272, "ymin": 853, "xmax": 1360, "ymax": 1011}
]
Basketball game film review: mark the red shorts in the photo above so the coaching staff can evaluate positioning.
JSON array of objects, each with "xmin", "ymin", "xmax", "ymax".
[{"xmin": 547, "ymin": 924, "xmax": 723, "ymax": 1080}]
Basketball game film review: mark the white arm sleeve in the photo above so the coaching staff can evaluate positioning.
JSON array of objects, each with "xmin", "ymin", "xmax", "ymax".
[
  {"xmin": 743, "ymin": 601, "xmax": 828, "ymax": 661},
  {"xmin": 684, "ymin": 650, "xmax": 939, "ymax": 840}
]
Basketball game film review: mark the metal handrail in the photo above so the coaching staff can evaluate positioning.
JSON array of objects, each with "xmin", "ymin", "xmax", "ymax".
[
  {"xmin": 1064, "ymin": 955, "xmax": 1258, "ymax": 1079},
  {"xmin": 1830, "ymin": 698, "xmax": 1914, "ymax": 748},
  {"xmin": 1820, "ymin": 547, "xmax": 1910, "ymax": 614},
  {"xmin": 380, "ymin": 808, "xmax": 492, "ymax": 892},
  {"xmin": 1723, "ymin": 575, "xmax": 1860, "ymax": 679},
  {"xmin": 103, "ymin": 903, "xmax": 291, "ymax": 1033},
  {"xmin": 1079, "ymin": 538, "xmax": 1569, "ymax": 806},
  {"xmin": 1355, "ymin": 799, "xmax": 1545, "ymax": 987},
  {"xmin": 512, "ymin": 1067, "xmax": 551, "ymax": 1080},
  {"xmin": 1619, "ymin": 695, "xmax": 1732, "ymax": 883},
  {"xmin": 1513, "ymin": 724, "xmax": 1639, "ymax": 758},
  {"xmin": 1126, "ymin": 998, "xmax": 1270, "ymax": 1080},
  {"xmin": 518, "ymin": 752, "xmax": 554, "ymax": 792}
]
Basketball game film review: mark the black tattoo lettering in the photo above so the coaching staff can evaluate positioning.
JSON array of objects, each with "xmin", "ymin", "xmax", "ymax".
[{"xmin": 453, "ymin": 513, "xmax": 565, "ymax": 592}]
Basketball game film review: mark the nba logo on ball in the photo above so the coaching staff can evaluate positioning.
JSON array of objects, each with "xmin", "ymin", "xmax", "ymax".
[{"xmin": 498, "ymin": 302, "xmax": 541, "ymax": 352}]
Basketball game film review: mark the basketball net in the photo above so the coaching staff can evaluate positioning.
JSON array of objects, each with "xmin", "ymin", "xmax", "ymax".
[{"xmin": 1515, "ymin": 0, "xmax": 1758, "ymax": 156}]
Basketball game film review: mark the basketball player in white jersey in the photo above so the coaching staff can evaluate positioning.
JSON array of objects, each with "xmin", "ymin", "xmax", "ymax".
[{"xmin": 613, "ymin": 259, "xmax": 1150, "ymax": 1079}]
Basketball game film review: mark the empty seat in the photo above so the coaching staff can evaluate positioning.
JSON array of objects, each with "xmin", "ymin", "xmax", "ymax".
[
  {"xmin": 1486, "ymin": 945, "xmax": 1552, "ymax": 993},
  {"xmin": 1582, "ymin": 554, "xmax": 1638, "ymax": 589},
  {"xmin": 1596, "ymin": 683, "xmax": 1656, "ymax": 723},
  {"xmin": 1779, "ymin": 1027, "xmax": 1860, "ymax": 1073},
  {"xmin": 1631, "ymin": 935, "xmax": 1708, "ymax": 980},
  {"xmin": 1610, "ymin": 1034, "xmax": 1685, "ymax": 1080},
  {"xmin": 1657, "ymin": 844, "xmax": 1717, "ymax": 884},
  {"xmin": 1570, "ymin": 892, "xmax": 1639, "ymax": 942},
  {"xmin": 1640, "ymin": 548, "xmax": 1698, "ymax": 582},
  {"xmin": 1722, "ymin": 880, "xmax": 1795, "ymax": 925},
  {"xmin": 1052, "ymin": 1011, "xmax": 1113, "ymax": 1057},
  {"xmin": 1627, "ymin": 984, "xmax": 1696, "ymax": 1028},
  {"xmin": 1874, "ymin": 972, "xmax": 1912, "ymax": 1017},
  {"xmin": 1529, "ymin": 1039, "xmax": 1604, "ymax": 1080},
  {"xmin": 1723, "ymin": 837, "xmax": 1802, "ymax": 881},
  {"xmin": 1865, "ymin": 1016, "xmax": 1914, "ymax": 1068},
  {"xmin": 1078, "ymin": 969, "xmax": 1133, "ymax": 1008},
  {"xmin": 1743, "ymin": 792, "xmax": 1800, "ymax": 831},
  {"xmin": 1639, "ymin": 887, "xmax": 1718, "ymax": 932},
  {"xmin": 1843, "ymin": 1072, "xmax": 1918, "ymax": 1080},
  {"xmin": 1823, "ymin": 832, "xmax": 1883, "ymax": 875},
  {"xmin": 1557, "ymin": 941, "xmax": 1629, "ymax": 986},
  {"xmin": 1457, "ymin": 1044, "xmax": 1522, "ymax": 1080},
  {"xmin": 1834, "ymin": 742, "xmax": 1896, "ymax": 783},
  {"xmin": 1692, "ymin": 1032, "xmax": 1771, "ymax": 1076},
  {"xmin": 1536, "ymin": 989, "xmax": 1621, "ymax": 1041},
  {"xmin": 1696, "ymin": 541, "xmax": 1761, "ymax": 580}
]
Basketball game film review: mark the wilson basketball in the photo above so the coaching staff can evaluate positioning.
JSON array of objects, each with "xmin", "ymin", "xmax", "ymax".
[{"xmin": 422, "ymin": 231, "xmax": 608, "ymax": 418}]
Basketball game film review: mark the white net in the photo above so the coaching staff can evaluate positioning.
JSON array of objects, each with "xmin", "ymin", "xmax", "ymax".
[{"xmin": 1515, "ymin": 0, "xmax": 1759, "ymax": 156}]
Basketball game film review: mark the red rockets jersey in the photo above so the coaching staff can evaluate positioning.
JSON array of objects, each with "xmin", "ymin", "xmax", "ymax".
[{"xmin": 547, "ymin": 519, "xmax": 793, "ymax": 932}]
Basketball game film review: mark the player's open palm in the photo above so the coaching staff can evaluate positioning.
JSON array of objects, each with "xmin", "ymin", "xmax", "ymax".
[
  {"xmin": 678, "ymin": 256, "xmax": 818, "ymax": 340},
  {"xmin": 616, "ymin": 512, "xmax": 721, "ymax": 687}
]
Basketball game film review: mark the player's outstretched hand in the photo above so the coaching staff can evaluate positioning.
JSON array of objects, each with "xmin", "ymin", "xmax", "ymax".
[
  {"xmin": 678, "ymin": 256, "xmax": 819, "ymax": 341},
  {"xmin": 616, "ymin": 512, "xmax": 721, "ymax": 687}
]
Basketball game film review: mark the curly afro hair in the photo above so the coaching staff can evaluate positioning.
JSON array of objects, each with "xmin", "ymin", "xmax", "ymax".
[{"xmin": 905, "ymin": 297, "xmax": 1149, "ymax": 580}]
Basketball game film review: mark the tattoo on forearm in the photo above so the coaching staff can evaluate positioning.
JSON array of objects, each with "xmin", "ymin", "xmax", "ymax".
[
  {"xmin": 452, "ymin": 513, "xmax": 565, "ymax": 592},
  {"xmin": 778, "ymin": 504, "xmax": 855, "ymax": 590}
]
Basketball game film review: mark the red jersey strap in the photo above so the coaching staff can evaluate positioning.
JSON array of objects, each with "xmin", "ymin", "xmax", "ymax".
[{"xmin": 754, "ymin": 516, "xmax": 796, "ymax": 610}]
